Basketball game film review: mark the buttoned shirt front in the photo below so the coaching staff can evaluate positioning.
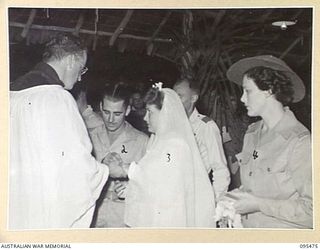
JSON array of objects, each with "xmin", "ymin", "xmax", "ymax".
[
  {"xmin": 236, "ymin": 108, "xmax": 312, "ymax": 228},
  {"xmin": 189, "ymin": 108, "xmax": 230, "ymax": 199}
]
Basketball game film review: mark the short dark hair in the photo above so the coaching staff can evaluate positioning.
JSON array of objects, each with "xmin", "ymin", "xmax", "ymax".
[
  {"xmin": 245, "ymin": 66, "xmax": 294, "ymax": 106},
  {"xmin": 175, "ymin": 77, "xmax": 200, "ymax": 95},
  {"xmin": 101, "ymin": 82, "xmax": 131, "ymax": 108},
  {"xmin": 143, "ymin": 87, "xmax": 164, "ymax": 110},
  {"xmin": 42, "ymin": 33, "xmax": 87, "ymax": 62}
]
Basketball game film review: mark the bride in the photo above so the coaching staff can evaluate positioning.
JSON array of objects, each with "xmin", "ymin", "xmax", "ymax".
[{"xmin": 124, "ymin": 83, "xmax": 216, "ymax": 227}]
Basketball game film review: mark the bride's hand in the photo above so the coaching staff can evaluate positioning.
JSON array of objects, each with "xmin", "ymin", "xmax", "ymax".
[{"xmin": 102, "ymin": 152, "xmax": 127, "ymax": 178}]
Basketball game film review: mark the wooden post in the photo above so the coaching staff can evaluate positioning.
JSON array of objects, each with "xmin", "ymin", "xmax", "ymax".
[
  {"xmin": 109, "ymin": 10, "xmax": 134, "ymax": 46},
  {"xmin": 146, "ymin": 11, "xmax": 171, "ymax": 47},
  {"xmin": 146, "ymin": 43, "xmax": 154, "ymax": 56},
  {"xmin": 21, "ymin": 9, "xmax": 37, "ymax": 38},
  {"xmin": 73, "ymin": 14, "xmax": 84, "ymax": 36},
  {"xmin": 92, "ymin": 35, "xmax": 98, "ymax": 51}
]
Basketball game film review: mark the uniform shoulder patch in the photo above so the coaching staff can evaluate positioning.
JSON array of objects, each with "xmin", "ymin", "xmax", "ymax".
[{"xmin": 201, "ymin": 116, "xmax": 212, "ymax": 123}]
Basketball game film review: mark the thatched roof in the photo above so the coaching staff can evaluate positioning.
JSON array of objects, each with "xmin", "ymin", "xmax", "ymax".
[
  {"xmin": 8, "ymin": 7, "xmax": 312, "ymax": 130},
  {"xmin": 9, "ymin": 8, "xmax": 312, "ymax": 62}
]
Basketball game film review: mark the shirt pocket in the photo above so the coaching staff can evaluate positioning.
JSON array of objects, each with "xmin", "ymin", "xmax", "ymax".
[
  {"xmin": 263, "ymin": 151, "xmax": 287, "ymax": 173},
  {"xmin": 236, "ymin": 151, "xmax": 251, "ymax": 167},
  {"xmin": 256, "ymin": 153, "xmax": 295, "ymax": 199}
]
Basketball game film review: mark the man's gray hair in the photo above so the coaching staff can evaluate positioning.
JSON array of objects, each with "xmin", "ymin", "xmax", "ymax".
[{"xmin": 42, "ymin": 33, "xmax": 87, "ymax": 62}]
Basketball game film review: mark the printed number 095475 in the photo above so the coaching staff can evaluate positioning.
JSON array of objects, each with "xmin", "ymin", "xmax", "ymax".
[{"xmin": 300, "ymin": 244, "xmax": 318, "ymax": 248}]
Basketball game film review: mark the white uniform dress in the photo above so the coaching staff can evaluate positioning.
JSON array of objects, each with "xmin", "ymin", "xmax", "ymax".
[{"xmin": 10, "ymin": 85, "xmax": 109, "ymax": 229}]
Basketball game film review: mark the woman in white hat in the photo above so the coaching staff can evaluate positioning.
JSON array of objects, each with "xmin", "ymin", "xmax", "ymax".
[{"xmin": 225, "ymin": 55, "xmax": 312, "ymax": 228}]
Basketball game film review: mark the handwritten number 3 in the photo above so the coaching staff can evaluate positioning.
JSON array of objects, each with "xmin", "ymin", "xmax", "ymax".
[{"xmin": 167, "ymin": 153, "xmax": 171, "ymax": 162}]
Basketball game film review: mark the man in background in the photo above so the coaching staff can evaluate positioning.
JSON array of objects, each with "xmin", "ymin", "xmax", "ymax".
[
  {"xmin": 173, "ymin": 77, "xmax": 230, "ymax": 200},
  {"xmin": 126, "ymin": 89, "xmax": 149, "ymax": 135},
  {"xmin": 9, "ymin": 33, "xmax": 109, "ymax": 229}
]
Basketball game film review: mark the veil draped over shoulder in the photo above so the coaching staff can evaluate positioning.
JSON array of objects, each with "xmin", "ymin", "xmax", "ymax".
[{"xmin": 125, "ymin": 88, "xmax": 216, "ymax": 227}]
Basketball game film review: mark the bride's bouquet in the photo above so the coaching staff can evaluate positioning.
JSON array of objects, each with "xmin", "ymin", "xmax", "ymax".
[{"xmin": 215, "ymin": 193, "xmax": 243, "ymax": 228}]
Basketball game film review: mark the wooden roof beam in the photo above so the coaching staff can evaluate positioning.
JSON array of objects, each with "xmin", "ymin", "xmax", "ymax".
[
  {"xmin": 146, "ymin": 11, "xmax": 172, "ymax": 47},
  {"xmin": 109, "ymin": 10, "xmax": 134, "ymax": 46},
  {"xmin": 260, "ymin": 9, "xmax": 274, "ymax": 22},
  {"xmin": 73, "ymin": 13, "xmax": 84, "ymax": 36},
  {"xmin": 280, "ymin": 36, "xmax": 303, "ymax": 59},
  {"xmin": 211, "ymin": 10, "xmax": 226, "ymax": 33},
  {"xmin": 10, "ymin": 21, "xmax": 172, "ymax": 43},
  {"xmin": 21, "ymin": 9, "xmax": 37, "ymax": 38},
  {"xmin": 290, "ymin": 9, "xmax": 304, "ymax": 20}
]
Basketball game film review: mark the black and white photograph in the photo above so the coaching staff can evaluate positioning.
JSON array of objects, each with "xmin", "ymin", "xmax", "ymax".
[{"xmin": 2, "ymin": 2, "xmax": 318, "ymax": 243}]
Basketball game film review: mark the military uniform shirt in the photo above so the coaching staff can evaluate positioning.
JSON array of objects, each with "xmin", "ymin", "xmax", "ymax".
[
  {"xmin": 236, "ymin": 107, "xmax": 312, "ymax": 228},
  {"xmin": 81, "ymin": 107, "xmax": 149, "ymax": 227},
  {"xmin": 189, "ymin": 108, "xmax": 230, "ymax": 199}
]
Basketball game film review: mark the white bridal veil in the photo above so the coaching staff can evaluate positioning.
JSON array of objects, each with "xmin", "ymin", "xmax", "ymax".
[{"xmin": 125, "ymin": 88, "xmax": 216, "ymax": 227}]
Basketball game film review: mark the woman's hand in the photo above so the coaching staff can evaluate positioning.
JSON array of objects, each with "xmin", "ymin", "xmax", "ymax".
[
  {"xmin": 229, "ymin": 190, "xmax": 262, "ymax": 214},
  {"xmin": 102, "ymin": 152, "xmax": 127, "ymax": 178}
]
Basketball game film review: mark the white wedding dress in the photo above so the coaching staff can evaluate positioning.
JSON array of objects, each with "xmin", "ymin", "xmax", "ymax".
[{"xmin": 124, "ymin": 88, "xmax": 216, "ymax": 227}]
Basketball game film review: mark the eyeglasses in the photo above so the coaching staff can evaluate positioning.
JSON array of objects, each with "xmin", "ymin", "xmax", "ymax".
[
  {"xmin": 80, "ymin": 66, "xmax": 88, "ymax": 76},
  {"xmin": 77, "ymin": 66, "xmax": 88, "ymax": 82}
]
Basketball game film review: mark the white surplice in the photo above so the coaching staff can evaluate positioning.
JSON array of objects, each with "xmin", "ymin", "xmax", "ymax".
[{"xmin": 9, "ymin": 85, "xmax": 109, "ymax": 229}]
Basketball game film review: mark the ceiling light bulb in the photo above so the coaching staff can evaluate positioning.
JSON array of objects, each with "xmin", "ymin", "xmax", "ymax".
[
  {"xmin": 280, "ymin": 22, "xmax": 287, "ymax": 30},
  {"xmin": 272, "ymin": 20, "xmax": 297, "ymax": 30}
]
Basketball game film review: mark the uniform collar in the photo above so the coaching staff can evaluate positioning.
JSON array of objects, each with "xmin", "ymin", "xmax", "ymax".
[
  {"xmin": 272, "ymin": 107, "xmax": 300, "ymax": 139},
  {"xmin": 123, "ymin": 121, "xmax": 133, "ymax": 135},
  {"xmin": 189, "ymin": 108, "xmax": 200, "ymax": 123},
  {"xmin": 273, "ymin": 107, "xmax": 297, "ymax": 133},
  {"xmin": 110, "ymin": 122, "xmax": 136, "ymax": 146},
  {"xmin": 247, "ymin": 107, "xmax": 299, "ymax": 140}
]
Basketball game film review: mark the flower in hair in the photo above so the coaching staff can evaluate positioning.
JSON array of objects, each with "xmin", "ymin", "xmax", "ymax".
[{"xmin": 152, "ymin": 82, "xmax": 163, "ymax": 91}]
